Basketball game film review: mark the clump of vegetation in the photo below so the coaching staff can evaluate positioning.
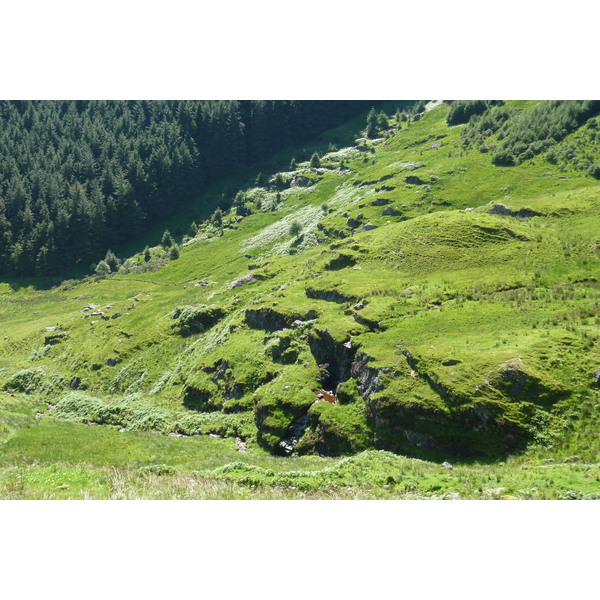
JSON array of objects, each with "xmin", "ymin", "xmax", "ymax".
[
  {"xmin": 3, "ymin": 367, "xmax": 65, "ymax": 397},
  {"xmin": 289, "ymin": 220, "xmax": 302, "ymax": 237},
  {"xmin": 447, "ymin": 100, "xmax": 495, "ymax": 125},
  {"xmin": 462, "ymin": 100, "xmax": 600, "ymax": 165},
  {"xmin": 51, "ymin": 391, "xmax": 256, "ymax": 439}
]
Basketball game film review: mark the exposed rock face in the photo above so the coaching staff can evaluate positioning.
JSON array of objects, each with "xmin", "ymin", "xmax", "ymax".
[
  {"xmin": 350, "ymin": 353, "xmax": 388, "ymax": 402},
  {"xmin": 290, "ymin": 175, "xmax": 313, "ymax": 187},
  {"xmin": 44, "ymin": 332, "xmax": 67, "ymax": 345},
  {"xmin": 230, "ymin": 273, "xmax": 256, "ymax": 288},
  {"xmin": 305, "ymin": 287, "xmax": 356, "ymax": 303},
  {"xmin": 335, "ymin": 347, "xmax": 546, "ymax": 457},
  {"xmin": 381, "ymin": 207, "xmax": 402, "ymax": 217},
  {"xmin": 490, "ymin": 358, "xmax": 530, "ymax": 394},
  {"xmin": 278, "ymin": 414, "xmax": 310, "ymax": 455},
  {"xmin": 371, "ymin": 198, "xmax": 391, "ymax": 206},
  {"xmin": 245, "ymin": 307, "xmax": 316, "ymax": 332},
  {"xmin": 325, "ymin": 253, "xmax": 357, "ymax": 270},
  {"xmin": 171, "ymin": 305, "xmax": 226, "ymax": 336},
  {"xmin": 361, "ymin": 223, "xmax": 378, "ymax": 231},
  {"xmin": 488, "ymin": 203, "xmax": 512, "ymax": 216},
  {"xmin": 591, "ymin": 370, "xmax": 600, "ymax": 388},
  {"xmin": 487, "ymin": 203, "xmax": 543, "ymax": 219},
  {"xmin": 514, "ymin": 208, "xmax": 543, "ymax": 219},
  {"xmin": 70, "ymin": 377, "xmax": 80, "ymax": 390},
  {"xmin": 352, "ymin": 312, "xmax": 383, "ymax": 332},
  {"xmin": 405, "ymin": 175, "xmax": 425, "ymax": 185},
  {"xmin": 308, "ymin": 328, "xmax": 357, "ymax": 390},
  {"xmin": 486, "ymin": 358, "xmax": 566, "ymax": 404}
]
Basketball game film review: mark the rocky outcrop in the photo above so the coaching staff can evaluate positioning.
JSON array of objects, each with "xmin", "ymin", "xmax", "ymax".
[
  {"xmin": 350, "ymin": 353, "xmax": 389, "ymax": 402},
  {"xmin": 305, "ymin": 287, "xmax": 356, "ymax": 304},
  {"xmin": 361, "ymin": 223, "xmax": 378, "ymax": 232},
  {"xmin": 405, "ymin": 175, "xmax": 425, "ymax": 185},
  {"xmin": 230, "ymin": 273, "xmax": 256, "ymax": 288},
  {"xmin": 278, "ymin": 414, "xmax": 310, "ymax": 455},
  {"xmin": 487, "ymin": 203, "xmax": 512, "ymax": 216},
  {"xmin": 245, "ymin": 307, "xmax": 317, "ymax": 332},
  {"xmin": 381, "ymin": 207, "xmax": 402, "ymax": 217},
  {"xmin": 486, "ymin": 358, "xmax": 568, "ymax": 404},
  {"xmin": 487, "ymin": 203, "xmax": 543, "ymax": 219},
  {"xmin": 171, "ymin": 305, "xmax": 226, "ymax": 336},
  {"xmin": 325, "ymin": 253, "xmax": 357, "ymax": 270},
  {"xmin": 307, "ymin": 329, "xmax": 357, "ymax": 390},
  {"xmin": 290, "ymin": 175, "xmax": 314, "ymax": 187},
  {"xmin": 351, "ymin": 312, "xmax": 384, "ymax": 332},
  {"xmin": 357, "ymin": 174, "xmax": 394, "ymax": 188},
  {"xmin": 44, "ymin": 331, "xmax": 67, "ymax": 345}
]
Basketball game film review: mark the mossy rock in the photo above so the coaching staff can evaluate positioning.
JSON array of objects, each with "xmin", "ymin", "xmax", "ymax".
[
  {"xmin": 296, "ymin": 400, "xmax": 372, "ymax": 456},
  {"xmin": 171, "ymin": 305, "xmax": 226, "ymax": 336},
  {"xmin": 182, "ymin": 371, "xmax": 222, "ymax": 411},
  {"xmin": 487, "ymin": 358, "xmax": 569, "ymax": 405}
]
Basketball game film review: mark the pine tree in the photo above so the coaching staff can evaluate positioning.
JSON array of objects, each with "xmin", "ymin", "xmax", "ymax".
[
  {"xmin": 377, "ymin": 111, "xmax": 389, "ymax": 130},
  {"xmin": 365, "ymin": 107, "xmax": 378, "ymax": 139},
  {"xmin": 310, "ymin": 153, "xmax": 321, "ymax": 168},
  {"xmin": 212, "ymin": 208, "xmax": 223, "ymax": 227},
  {"xmin": 161, "ymin": 229, "xmax": 174, "ymax": 249},
  {"xmin": 273, "ymin": 173, "xmax": 286, "ymax": 191},
  {"xmin": 289, "ymin": 157, "xmax": 297, "ymax": 170},
  {"xmin": 143, "ymin": 246, "xmax": 151, "ymax": 262},
  {"xmin": 104, "ymin": 249, "xmax": 120, "ymax": 272},
  {"xmin": 169, "ymin": 244, "xmax": 180, "ymax": 260}
]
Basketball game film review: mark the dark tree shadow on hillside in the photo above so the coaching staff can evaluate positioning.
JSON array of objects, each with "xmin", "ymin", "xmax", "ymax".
[{"xmin": 1, "ymin": 274, "xmax": 81, "ymax": 293}]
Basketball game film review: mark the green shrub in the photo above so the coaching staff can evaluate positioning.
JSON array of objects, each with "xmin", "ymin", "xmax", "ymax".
[
  {"xmin": 588, "ymin": 163, "xmax": 600, "ymax": 179},
  {"xmin": 51, "ymin": 391, "xmax": 257, "ymax": 439},
  {"xmin": 137, "ymin": 464, "xmax": 178, "ymax": 476},
  {"xmin": 289, "ymin": 220, "xmax": 302, "ymax": 237},
  {"xmin": 447, "ymin": 100, "xmax": 490, "ymax": 125},
  {"xmin": 3, "ymin": 367, "xmax": 65, "ymax": 396},
  {"xmin": 94, "ymin": 260, "xmax": 110, "ymax": 278}
]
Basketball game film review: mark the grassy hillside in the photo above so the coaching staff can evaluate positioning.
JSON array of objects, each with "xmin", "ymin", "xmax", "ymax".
[{"xmin": 1, "ymin": 100, "xmax": 599, "ymax": 499}]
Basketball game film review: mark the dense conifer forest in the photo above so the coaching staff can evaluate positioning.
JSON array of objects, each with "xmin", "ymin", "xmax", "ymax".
[{"xmin": 0, "ymin": 100, "xmax": 375, "ymax": 276}]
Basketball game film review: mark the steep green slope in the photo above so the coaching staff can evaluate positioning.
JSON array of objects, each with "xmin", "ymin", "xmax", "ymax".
[{"xmin": 1, "ymin": 101, "xmax": 599, "ymax": 491}]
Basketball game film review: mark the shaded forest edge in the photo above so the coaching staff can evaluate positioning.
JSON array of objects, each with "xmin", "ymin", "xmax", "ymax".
[{"xmin": 0, "ymin": 100, "xmax": 381, "ymax": 277}]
